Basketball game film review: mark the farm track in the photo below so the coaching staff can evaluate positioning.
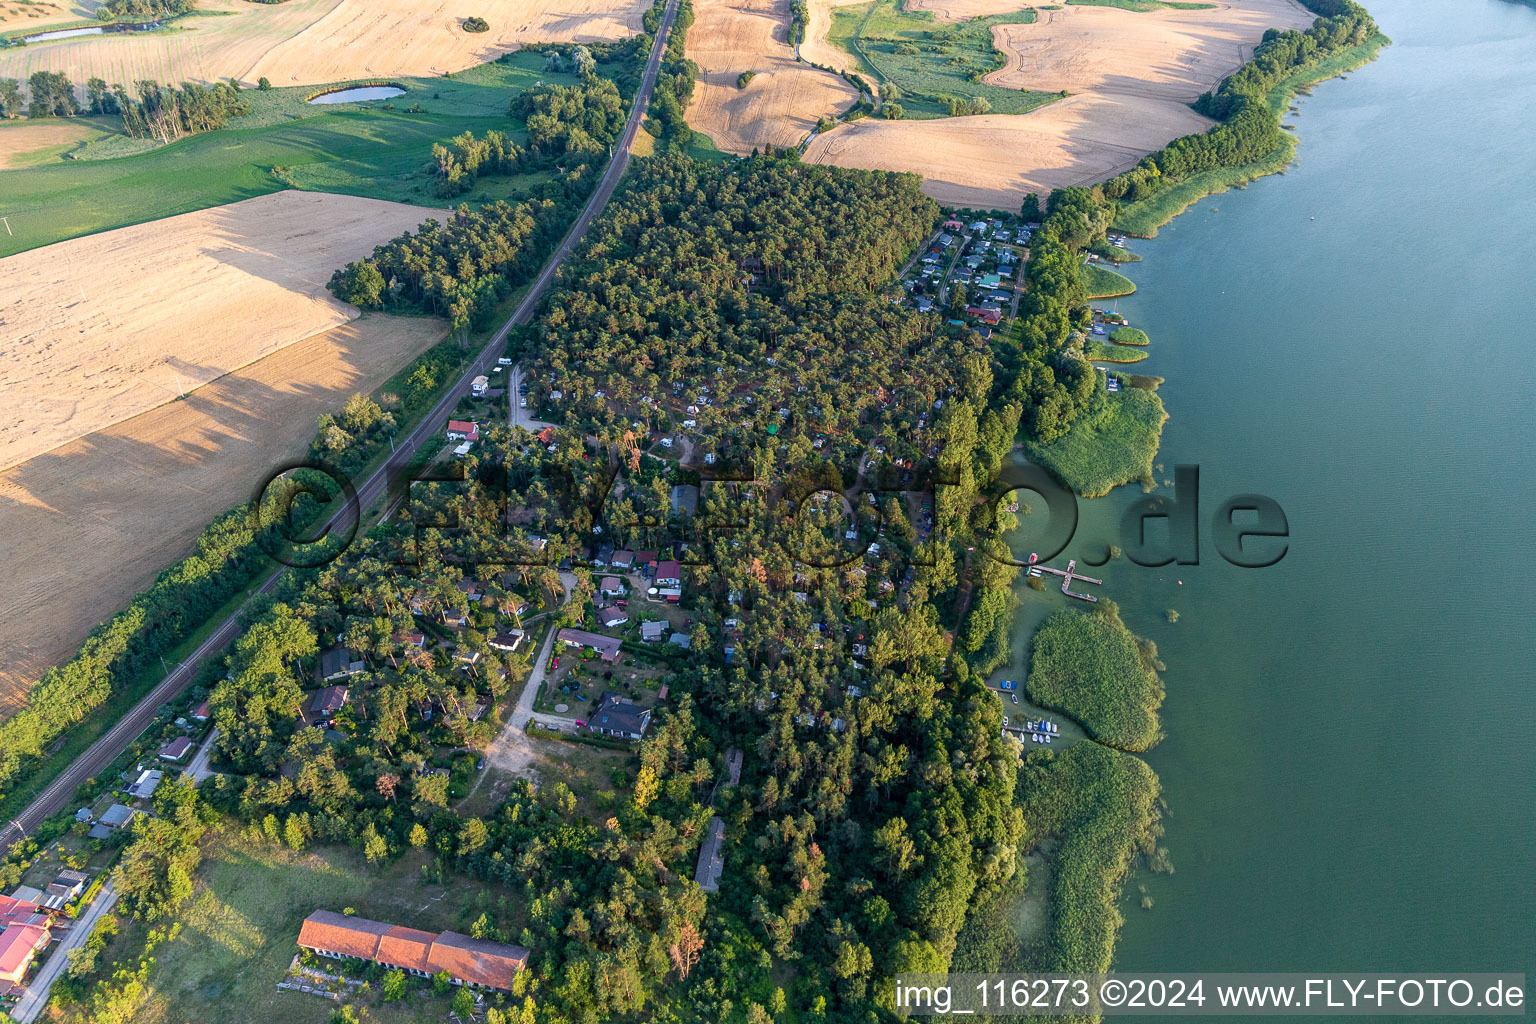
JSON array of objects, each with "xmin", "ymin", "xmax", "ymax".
[{"xmin": 0, "ymin": 0, "xmax": 680, "ymax": 854}]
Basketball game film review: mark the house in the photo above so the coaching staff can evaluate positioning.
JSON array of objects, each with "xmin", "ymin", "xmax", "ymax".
[
  {"xmin": 441, "ymin": 608, "xmax": 469, "ymax": 628},
  {"xmin": 298, "ymin": 911, "xmax": 529, "ymax": 991},
  {"xmin": 598, "ymin": 607, "xmax": 629, "ymax": 628},
  {"xmin": 593, "ymin": 542, "xmax": 616, "ymax": 566},
  {"xmin": 471, "ymin": 375, "xmax": 489, "ymax": 396},
  {"xmin": 556, "ymin": 628, "xmax": 622, "ymax": 663},
  {"xmin": 310, "ymin": 685, "xmax": 350, "ymax": 722},
  {"xmin": 694, "ymin": 816, "xmax": 726, "ymax": 893},
  {"xmin": 589, "ymin": 693, "xmax": 652, "ymax": 741},
  {"xmin": 965, "ymin": 306, "xmax": 1002, "ymax": 325},
  {"xmin": 635, "ymin": 550, "xmax": 658, "ymax": 572},
  {"xmin": 446, "ymin": 419, "xmax": 480, "ymax": 442},
  {"xmin": 610, "ymin": 549, "xmax": 635, "ymax": 570},
  {"xmin": 319, "ymin": 647, "xmax": 365, "ymax": 682},
  {"xmin": 0, "ymin": 911, "xmax": 51, "ymax": 988},
  {"xmin": 942, "ymin": 218, "xmax": 964, "ymax": 232},
  {"xmin": 8, "ymin": 887, "xmax": 43, "ymax": 907},
  {"xmin": 668, "ymin": 632, "xmax": 691, "ymax": 651},
  {"xmin": 654, "ymin": 560, "xmax": 682, "ymax": 588},
  {"xmin": 453, "ymin": 647, "xmax": 480, "ymax": 667},
  {"xmin": 40, "ymin": 868, "xmax": 88, "ymax": 912},
  {"xmin": 130, "ymin": 769, "xmax": 164, "ymax": 800},
  {"xmin": 599, "ymin": 576, "xmax": 625, "ymax": 597},
  {"xmin": 88, "ymin": 803, "xmax": 135, "ymax": 839},
  {"xmin": 457, "ymin": 579, "xmax": 485, "ymax": 603},
  {"xmin": 191, "ymin": 699, "xmax": 211, "ymax": 722},
  {"xmin": 394, "ymin": 629, "xmax": 426, "ymax": 648},
  {"xmin": 640, "ymin": 620, "xmax": 667, "ymax": 643},
  {"xmin": 159, "ymin": 736, "xmax": 192, "ymax": 763},
  {"xmin": 488, "ymin": 630, "xmax": 526, "ymax": 653},
  {"xmin": 99, "ymin": 804, "xmax": 135, "ymax": 829},
  {"xmin": 670, "ymin": 484, "xmax": 699, "ymax": 517}
]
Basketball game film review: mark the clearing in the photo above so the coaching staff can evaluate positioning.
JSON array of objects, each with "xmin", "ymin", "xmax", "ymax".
[
  {"xmin": 0, "ymin": 0, "xmax": 646, "ymax": 87},
  {"xmin": 63, "ymin": 833, "xmax": 507, "ymax": 1024},
  {"xmin": 0, "ymin": 189, "xmax": 445, "ymax": 471},
  {"xmin": 0, "ymin": 312, "xmax": 445, "ymax": 709},
  {"xmin": 686, "ymin": 0, "xmax": 859, "ymax": 153},
  {"xmin": 804, "ymin": 0, "xmax": 1315, "ymax": 209}
]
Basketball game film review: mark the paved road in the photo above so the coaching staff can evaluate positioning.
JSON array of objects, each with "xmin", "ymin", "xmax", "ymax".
[
  {"xmin": 10, "ymin": 880, "xmax": 120, "ymax": 1024},
  {"xmin": 0, "ymin": 0, "xmax": 680, "ymax": 856}
]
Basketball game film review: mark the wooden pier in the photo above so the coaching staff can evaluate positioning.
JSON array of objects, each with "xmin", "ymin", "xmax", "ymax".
[{"xmin": 1027, "ymin": 557, "xmax": 1102, "ymax": 602}]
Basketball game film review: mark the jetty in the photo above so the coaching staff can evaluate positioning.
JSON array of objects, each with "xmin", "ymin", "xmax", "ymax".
[{"xmin": 1027, "ymin": 556, "xmax": 1101, "ymax": 602}]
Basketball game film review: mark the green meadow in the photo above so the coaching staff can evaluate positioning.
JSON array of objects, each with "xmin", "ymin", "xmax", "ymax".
[
  {"xmin": 826, "ymin": 0, "xmax": 1058, "ymax": 119},
  {"xmin": 1082, "ymin": 263, "xmax": 1136, "ymax": 298},
  {"xmin": 0, "ymin": 52, "xmax": 578, "ymax": 257},
  {"xmin": 1023, "ymin": 378, "xmax": 1166, "ymax": 497}
]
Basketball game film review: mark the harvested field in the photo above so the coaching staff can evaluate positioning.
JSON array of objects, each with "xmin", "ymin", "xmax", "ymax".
[
  {"xmin": 805, "ymin": 0, "xmax": 1315, "ymax": 208},
  {"xmin": 0, "ymin": 0, "xmax": 100, "ymax": 31},
  {"xmin": 0, "ymin": 0, "xmax": 345, "ymax": 88},
  {"xmin": 805, "ymin": 91, "xmax": 1211, "ymax": 208},
  {"xmin": 902, "ymin": 0, "xmax": 1031, "ymax": 19},
  {"xmin": 0, "ymin": 0, "xmax": 645, "ymax": 87},
  {"xmin": 0, "ymin": 190, "xmax": 446, "ymax": 472},
  {"xmin": 244, "ymin": 0, "xmax": 650, "ymax": 87},
  {"xmin": 0, "ymin": 312, "xmax": 446, "ymax": 709},
  {"xmin": 982, "ymin": 0, "xmax": 1314, "ymax": 98},
  {"xmin": 797, "ymin": 0, "xmax": 867, "ymax": 73},
  {"xmin": 687, "ymin": 0, "xmax": 858, "ymax": 154}
]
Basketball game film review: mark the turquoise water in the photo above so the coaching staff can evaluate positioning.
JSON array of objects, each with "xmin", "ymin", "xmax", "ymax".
[{"xmin": 1015, "ymin": 0, "xmax": 1536, "ymax": 978}]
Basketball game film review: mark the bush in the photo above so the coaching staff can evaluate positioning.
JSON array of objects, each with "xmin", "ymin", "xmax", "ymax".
[
  {"xmin": 463, "ymin": 15, "xmax": 489, "ymax": 31},
  {"xmin": 736, "ymin": 70, "xmax": 756, "ymax": 89},
  {"xmin": 257, "ymin": 77, "xmax": 272, "ymax": 91}
]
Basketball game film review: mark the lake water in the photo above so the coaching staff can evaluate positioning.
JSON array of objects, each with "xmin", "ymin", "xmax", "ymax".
[
  {"xmin": 1009, "ymin": 0, "xmax": 1536, "ymax": 980},
  {"xmin": 307, "ymin": 86, "xmax": 406, "ymax": 105}
]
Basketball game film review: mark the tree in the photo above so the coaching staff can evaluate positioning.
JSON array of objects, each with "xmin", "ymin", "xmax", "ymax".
[
  {"xmin": 452, "ymin": 986, "xmax": 476, "ymax": 1018},
  {"xmin": 0, "ymin": 79, "xmax": 22, "ymax": 119},
  {"xmin": 457, "ymin": 817, "xmax": 489, "ymax": 856},
  {"xmin": 432, "ymin": 970, "xmax": 454, "ymax": 995},
  {"xmin": 334, "ymin": 261, "xmax": 385, "ymax": 308},
  {"xmin": 408, "ymin": 823, "xmax": 429, "ymax": 848},
  {"xmin": 376, "ymin": 772, "xmax": 399, "ymax": 801},
  {"xmin": 382, "ymin": 969, "xmax": 409, "ymax": 1002},
  {"xmin": 257, "ymin": 77, "xmax": 272, "ymax": 90},
  {"xmin": 1021, "ymin": 192, "xmax": 1041, "ymax": 222},
  {"xmin": 361, "ymin": 823, "xmax": 390, "ymax": 864}
]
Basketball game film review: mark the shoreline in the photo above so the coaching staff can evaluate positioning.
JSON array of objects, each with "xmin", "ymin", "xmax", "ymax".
[
  {"xmin": 1006, "ymin": 13, "xmax": 1390, "ymax": 979},
  {"xmin": 1115, "ymin": 31, "xmax": 1391, "ymax": 238}
]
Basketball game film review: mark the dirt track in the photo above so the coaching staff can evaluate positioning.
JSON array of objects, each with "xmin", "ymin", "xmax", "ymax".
[
  {"xmin": 1, "ymin": 190, "xmax": 445, "ymax": 472},
  {"xmin": 686, "ymin": 0, "xmax": 858, "ymax": 153}
]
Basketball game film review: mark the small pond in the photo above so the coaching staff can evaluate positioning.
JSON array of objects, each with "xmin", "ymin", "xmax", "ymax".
[
  {"xmin": 23, "ymin": 20, "xmax": 159, "ymax": 42},
  {"xmin": 307, "ymin": 85, "xmax": 406, "ymax": 105}
]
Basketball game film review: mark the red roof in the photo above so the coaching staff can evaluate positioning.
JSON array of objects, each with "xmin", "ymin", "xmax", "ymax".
[
  {"xmin": 655, "ymin": 560, "xmax": 682, "ymax": 581},
  {"xmin": 377, "ymin": 925, "xmax": 437, "ymax": 973},
  {"xmin": 297, "ymin": 912, "xmax": 529, "ymax": 990},
  {"xmin": 0, "ymin": 924, "xmax": 50, "ymax": 980},
  {"xmin": 191, "ymin": 699, "xmax": 211, "ymax": 720},
  {"xmin": 0, "ymin": 895, "xmax": 44, "ymax": 929}
]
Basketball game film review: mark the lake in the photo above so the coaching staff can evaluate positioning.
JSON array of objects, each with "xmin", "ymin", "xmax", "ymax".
[{"xmin": 1009, "ymin": 0, "xmax": 1536, "ymax": 979}]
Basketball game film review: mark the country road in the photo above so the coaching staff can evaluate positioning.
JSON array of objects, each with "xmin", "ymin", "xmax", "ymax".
[{"xmin": 0, "ymin": 0, "xmax": 680, "ymax": 856}]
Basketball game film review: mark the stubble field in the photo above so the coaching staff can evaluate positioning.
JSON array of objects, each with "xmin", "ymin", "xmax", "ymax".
[
  {"xmin": 686, "ymin": 0, "xmax": 859, "ymax": 153},
  {"xmin": 0, "ymin": 189, "xmax": 445, "ymax": 472},
  {"xmin": 0, "ymin": 0, "xmax": 647, "ymax": 87},
  {"xmin": 0, "ymin": 312, "xmax": 446, "ymax": 709},
  {"xmin": 802, "ymin": 0, "xmax": 1316, "ymax": 209}
]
